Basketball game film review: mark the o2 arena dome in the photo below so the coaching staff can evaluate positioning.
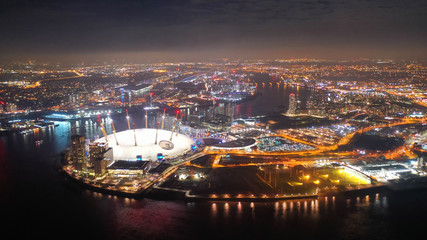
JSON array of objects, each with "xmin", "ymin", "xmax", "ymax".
[{"xmin": 95, "ymin": 128, "xmax": 194, "ymax": 161}]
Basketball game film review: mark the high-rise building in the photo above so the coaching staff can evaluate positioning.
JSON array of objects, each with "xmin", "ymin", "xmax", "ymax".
[
  {"xmin": 68, "ymin": 94, "xmax": 78, "ymax": 106},
  {"xmin": 214, "ymin": 102, "xmax": 234, "ymax": 118},
  {"xmin": 122, "ymin": 91, "xmax": 132, "ymax": 107},
  {"xmin": 286, "ymin": 93, "xmax": 298, "ymax": 116},
  {"xmin": 71, "ymin": 135, "xmax": 86, "ymax": 171},
  {"xmin": 89, "ymin": 142, "xmax": 114, "ymax": 176}
]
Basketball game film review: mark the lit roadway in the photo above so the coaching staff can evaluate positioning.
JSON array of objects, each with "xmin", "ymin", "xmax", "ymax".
[
  {"xmin": 281, "ymin": 118, "xmax": 426, "ymax": 152},
  {"xmin": 375, "ymin": 86, "xmax": 427, "ymax": 108},
  {"xmin": 204, "ymin": 118, "xmax": 426, "ymax": 168},
  {"xmin": 62, "ymin": 151, "xmax": 206, "ymax": 195},
  {"xmin": 25, "ymin": 72, "xmax": 85, "ymax": 88},
  {"xmin": 65, "ymin": 119, "xmax": 425, "ymax": 196},
  {"xmin": 142, "ymin": 151, "xmax": 207, "ymax": 191}
]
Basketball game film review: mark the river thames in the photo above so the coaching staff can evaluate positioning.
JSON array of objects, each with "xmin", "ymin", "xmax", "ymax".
[{"xmin": 1, "ymin": 78, "xmax": 426, "ymax": 240}]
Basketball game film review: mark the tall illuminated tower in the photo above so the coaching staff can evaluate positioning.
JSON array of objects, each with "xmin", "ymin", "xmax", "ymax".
[
  {"xmin": 89, "ymin": 142, "xmax": 113, "ymax": 176},
  {"xmin": 286, "ymin": 93, "xmax": 298, "ymax": 116},
  {"xmin": 71, "ymin": 135, "xmax": 86, "ymax": 171}
]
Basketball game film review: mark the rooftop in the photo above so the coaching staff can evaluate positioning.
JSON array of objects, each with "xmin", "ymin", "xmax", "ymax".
[
  {"xmin": 212, "ymin": 138, "xmax": 257, "ymax": 149},
  {"xmin": 94, "ymin": 128, "xmax": 194, "ymax": 161},
  {"xmin": 107, "ymin": 160, "xmax": 150, "ymax": 170}
]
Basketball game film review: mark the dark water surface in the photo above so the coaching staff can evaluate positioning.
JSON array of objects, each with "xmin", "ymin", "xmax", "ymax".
[{"xmin": 1, "ymin": 78, "xmax": 427, "ymax": 239}]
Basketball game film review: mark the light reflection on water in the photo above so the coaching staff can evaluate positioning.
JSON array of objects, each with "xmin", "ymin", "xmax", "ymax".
[
  {"xmin": 1, "ymin": 94, "xmax": 426, "ymax": 240},
  {"xmin": 224, "ymin": 202, "xmax": 229, "ymax": 218},
  {"xmin": 211, "ymin": 203, "xmax": 217, "ymax": 219},
  {"xmin": 204, "ymin": 193, "xmax": 389, "ymax": 224},
  {"xmin": 2, "ymin": 79, "xmax": 312, "ymax": 158},
  {"xmin": 55, "ymin": 188, "xmax": 405, "ymax": 239},
  {"xmin": 2, "ymin": 120, "xmax": 425, "ymax": 240},
  {"xmin": 237, "ymin": 202, "xmax": 242, "ymax": 219}
]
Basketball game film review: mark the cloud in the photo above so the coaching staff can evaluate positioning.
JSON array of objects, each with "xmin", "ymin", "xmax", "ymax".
[{"xmin": 0, "ymin": 0, "xmax": 425, "ymax": 60}]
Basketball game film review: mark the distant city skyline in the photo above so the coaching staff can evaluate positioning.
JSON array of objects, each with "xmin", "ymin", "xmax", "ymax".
[{"xmin": 0, "ymin": 0, "xmax": 426, "ymax": 62}]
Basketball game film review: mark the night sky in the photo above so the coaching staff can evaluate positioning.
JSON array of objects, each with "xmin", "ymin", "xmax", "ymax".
[{"xmin": 1, "ymin": 0, "xmax": 426, "ymax": 62}]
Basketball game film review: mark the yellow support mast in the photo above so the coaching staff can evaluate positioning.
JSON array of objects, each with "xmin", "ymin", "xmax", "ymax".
[
  {"xmin": 169, "ymin": 109, "xmax": 180, "ymax": 141},
  {"xmin": 161, "ymin": 108, "xmax": 166, "ymax": 129},
  {"xmin": 97, "ymin": 119, "xmax": 108, "ymax": 144},
  {"xmin": 176, "ymin": 113, "xmax": 183, "ymax": 136},
  {"xmin": 110, "ymin": 119, "xmax": 119, "ymax": 145},
  {"xmin": 145, "ymin": 109, "xmax": 148, "ymax": 128},
  {"xmin": 155, "ymin": 121, "xmax": 159, "ymax": 145},
  {"xmin": 126, "ymin": 109, "xmax": 131, "ymax": 130},
  {"xmin": 133, "ymin": 123, "xmax": 137, "ymax": 146}
]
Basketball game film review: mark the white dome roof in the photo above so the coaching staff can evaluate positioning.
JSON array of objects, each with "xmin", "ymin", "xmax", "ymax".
[{"xmin": 95, "ymin": 128, "xmax": 194, "ymax": 161}]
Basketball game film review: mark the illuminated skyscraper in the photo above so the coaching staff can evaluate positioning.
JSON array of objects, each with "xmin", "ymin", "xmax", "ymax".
[
  {"xmin": 89, "ymin": 142, "xmax": 113, "ymax": 176},
  {"xmin": 71, "ymin": 135, "xmax": 86, "ymax": 171},
  {"xmin": 122, "ymin": 91, "xmax": 132, "ymax": 107},
  {"xmin": 286, "ymin": 93, "xmax": 298, "ymax": 116}
]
